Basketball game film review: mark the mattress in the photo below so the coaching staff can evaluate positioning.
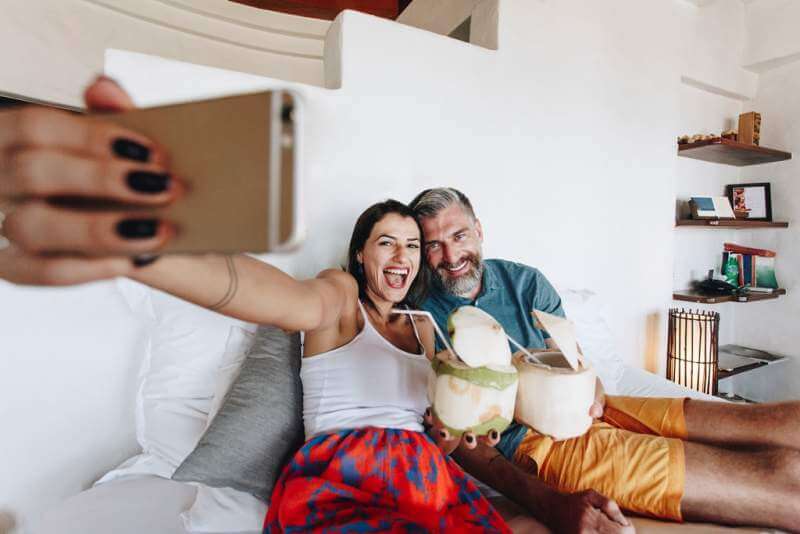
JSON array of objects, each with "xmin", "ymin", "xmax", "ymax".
[{"xmin": 34, "ymin": 367, "xmax": 731, "ymax": 534}]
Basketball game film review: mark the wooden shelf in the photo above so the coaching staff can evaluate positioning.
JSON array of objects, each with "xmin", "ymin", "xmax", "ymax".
[
  {"xmin": 676, "ymin": 219, "xmax": 789, "ymax": 228},
  {"xmin": 673, "ymin": 288, "xmax": 786, "ymax": 304},
  {"xmin": 717, "ymin": 344, "xmax": 787, "ymax": 381},
  {"xmin": 678, "ymin": 138, "xmax": 791, "ymax": 166}
]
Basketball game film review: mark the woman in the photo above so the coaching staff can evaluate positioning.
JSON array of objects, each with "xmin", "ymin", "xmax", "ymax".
[
  {"xmin": 0, "ymin": 78, "xmax": 509, "ymax": 532},
  {"xmin": 262, "ymin": 199, "xmax": 508, "ymax": 531}
]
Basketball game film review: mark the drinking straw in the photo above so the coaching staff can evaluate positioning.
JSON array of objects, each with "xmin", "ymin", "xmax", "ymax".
[
  {"xmin": 392, "ymin": 309, "xmax": 457, "ymax": 361},
  {"xmin": 505, "ymin": 334, "xmax": 547, "ymax": 366}
]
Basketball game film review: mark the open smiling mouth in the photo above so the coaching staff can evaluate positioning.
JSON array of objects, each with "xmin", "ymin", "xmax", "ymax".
[
  {"xmin": 442, "ymin": 260, "xmax": 469, "ymax": 275},
  {"xmin": 383, "ymin": 267, "xmax": 410, "ymax": 289}
]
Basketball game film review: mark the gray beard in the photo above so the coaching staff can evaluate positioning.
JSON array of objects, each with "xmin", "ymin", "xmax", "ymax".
[{"xmin": 434, "ymin": 261, "xmax": 484, "ymax": 298}]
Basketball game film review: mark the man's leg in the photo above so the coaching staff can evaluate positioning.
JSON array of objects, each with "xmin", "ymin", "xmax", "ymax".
[
  {"xmin": 682, "ymin": 441, "xmax": 800, "ymax": 530},
  {"xmin": 685, "ymin": 399, "xmax": 800, "ymax": 450}
]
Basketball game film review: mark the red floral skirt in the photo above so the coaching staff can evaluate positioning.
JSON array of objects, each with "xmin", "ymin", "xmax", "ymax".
[{"xmin": 264, "ymin": 427, "xmax": 510, "ymax": 533}]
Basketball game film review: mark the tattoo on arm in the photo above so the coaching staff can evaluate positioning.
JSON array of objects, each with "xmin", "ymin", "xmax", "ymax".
[{"xmin": 209, "ymin": 256, "xmax": 238, "ymax": 311}]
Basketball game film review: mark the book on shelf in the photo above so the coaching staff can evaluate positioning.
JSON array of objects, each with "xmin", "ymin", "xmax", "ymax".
[
  {"xmin": 723, "ymin": 243, "xmax": 776, "ymax": 257},
  {"xmin": 720, "ymin": 245, "xmax": 779, "ymax": 289}
]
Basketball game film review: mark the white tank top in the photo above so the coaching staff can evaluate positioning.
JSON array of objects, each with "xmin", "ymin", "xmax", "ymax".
[{"xmin": 301, "ymin": 301, "xmax": 430, "ymax": 439}]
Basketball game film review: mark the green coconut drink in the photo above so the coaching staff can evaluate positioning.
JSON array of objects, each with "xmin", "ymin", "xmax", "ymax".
[
  {"xmin": 429, "ymin": 357, "xmax": 518, "ymax": 438},
  {"xmin": 429, "ymin": 306, "xmax": 518, "ymax": 437}
]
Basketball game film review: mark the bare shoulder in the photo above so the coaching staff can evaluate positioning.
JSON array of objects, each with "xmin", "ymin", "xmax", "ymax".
[{"xmin": 316, "ymin": 269, "xmax": 358, "ymax": 295}]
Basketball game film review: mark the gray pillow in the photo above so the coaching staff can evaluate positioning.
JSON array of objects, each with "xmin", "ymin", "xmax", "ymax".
[{"xmin": 172, "ymin": 325, "xmax": 304, "ymax": 501}]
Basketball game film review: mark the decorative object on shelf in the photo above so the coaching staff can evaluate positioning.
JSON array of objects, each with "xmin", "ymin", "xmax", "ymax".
[
  {"xmin": 693, "ymin": 269, "xmax": 737, "ymax": 296},
  {"xmin": 720, "ymin": 129, "xmax": 737, "ymax": 141},
  {"xmin": 722, "ymin": 243, "xmax": 779, "ymax": 290},
  {"xmin": 725, "ymin": 182, "xmax": 772, "ymax": 221},
  {"xmin": 738, "ymin": 112, "xmax": 762, "ymax": 146},
  {"xmin": 689, "ymin": 196, "xmax": 736, "ymax": 220},
  {"xmin": 667, "ymin": 309, "xmax": 720, "ymax": 395},
  {"xmin": 677, "ymin": 133, "xmax": 718, "ymax": 145}
]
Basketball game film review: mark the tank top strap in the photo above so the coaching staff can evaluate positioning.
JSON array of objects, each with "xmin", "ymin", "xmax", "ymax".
[
  {"xmin": 404, "ymin": 305, "xmax": 425, "ymax": 355},
  {"xmin": 356, "ymin": 300, "xmax": 425, "ymax": 358}
]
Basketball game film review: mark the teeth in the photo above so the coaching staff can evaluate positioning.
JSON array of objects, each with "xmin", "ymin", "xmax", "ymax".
[
  {"xmin": 384, "ymin": 268, "xmax": 409, "ymax": 275},
  {"xmin": 447, "ymin": 261, "xmax": 467, "ymax": 272}
]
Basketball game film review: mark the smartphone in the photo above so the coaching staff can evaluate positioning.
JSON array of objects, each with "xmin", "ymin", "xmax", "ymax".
[{"xmin": 99, "ymin": 90, "xmax": 303, "ymax": 254}]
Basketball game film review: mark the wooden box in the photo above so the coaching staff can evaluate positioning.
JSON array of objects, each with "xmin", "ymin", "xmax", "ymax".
[{"xmin": 738, "ymin": 112, "xmax": 761, "ymax": 146}]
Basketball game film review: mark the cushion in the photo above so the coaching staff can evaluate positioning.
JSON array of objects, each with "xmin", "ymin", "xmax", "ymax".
[
  {"xmin": 172, "ymin": 325, "xmax": 304, "ymax": 501},
  {"xmin": 179, "ymin": 485, "xmax": 266, "ymax": 534},
  {"xmin": 102, "ymin": 279, "xmax": 257, "ymax": 482},
  {"xmin": 558, "ymin": 288, "xmax": 626, "ymax": 394}
]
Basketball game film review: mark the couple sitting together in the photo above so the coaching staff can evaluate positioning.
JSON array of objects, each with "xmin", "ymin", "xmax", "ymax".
[{"xmin": 1, "ymin": 77, "xmax": 799, "ymax": 533}]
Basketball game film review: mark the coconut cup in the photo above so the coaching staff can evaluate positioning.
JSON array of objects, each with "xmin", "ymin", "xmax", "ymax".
[
  {"xmin": 513, "ymin": 350, "xmax": 596, "ymax": 441},
  {"xmin": 429, "ymin": 357, "xmax": 518, "ymax": 438}
]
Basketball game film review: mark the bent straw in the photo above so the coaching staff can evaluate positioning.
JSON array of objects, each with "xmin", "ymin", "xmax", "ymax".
[
  {"xmin": 505, "ymin": 333, "xmax": 548, "ymax": 367},
  {"xmin": 392, "ymin": 309, "xmax": 457, "ymax": 361}
]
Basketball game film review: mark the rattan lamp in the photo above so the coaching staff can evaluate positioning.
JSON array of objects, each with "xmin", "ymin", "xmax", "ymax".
[{"xmin": 666, "ymin": 309, "xmax": 720, "ymax": 395}]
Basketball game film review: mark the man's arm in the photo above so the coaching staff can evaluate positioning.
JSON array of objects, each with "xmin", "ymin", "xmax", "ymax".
[{"xmin": 451, "ymin": 442, "xmax": 633, "ymax": 534}]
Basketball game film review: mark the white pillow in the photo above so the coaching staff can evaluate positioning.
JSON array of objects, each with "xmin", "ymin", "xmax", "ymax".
[
  {"xmin": 558, "ymin": 288, "xmax": 625, "ymax": 395},
  {"xmin": 107, "ymin": 279, "xmax": 257, "ymax": 477},
  {"xmin": 180, "ymin": 485, "xmax": 266, "ymax": 534}
]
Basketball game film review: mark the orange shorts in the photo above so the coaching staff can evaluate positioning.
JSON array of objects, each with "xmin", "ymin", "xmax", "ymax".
[{"xmin": 512, "ymin": 396, "xmax": 687, "ymax": 521}]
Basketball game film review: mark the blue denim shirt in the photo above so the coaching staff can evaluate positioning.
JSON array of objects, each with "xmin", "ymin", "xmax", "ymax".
[{"xmin": 422, "ymin": 258, "xmax": 565, "ymax": 459}]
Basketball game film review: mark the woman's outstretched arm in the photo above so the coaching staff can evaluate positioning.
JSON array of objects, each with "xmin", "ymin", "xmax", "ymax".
[{"xmin": 131, "ymin": 255, "xmax": 354, "ymax": 333}]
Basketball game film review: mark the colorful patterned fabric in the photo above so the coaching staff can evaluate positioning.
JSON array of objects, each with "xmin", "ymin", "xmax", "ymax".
[{"xmin": 264, "ymin": 427, "xmax": 510, "ymax": 533}]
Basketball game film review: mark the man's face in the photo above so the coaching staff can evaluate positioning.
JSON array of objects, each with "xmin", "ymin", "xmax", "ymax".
[{"xmin": 419, "ymin": 203, "xmax": 484, "ymax": 298}]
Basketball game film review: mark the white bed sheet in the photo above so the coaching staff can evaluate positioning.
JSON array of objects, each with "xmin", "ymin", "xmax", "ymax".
[
  {"xmin": 616, "ymin": 365, "xmax": 719, "ymax": 402},
  {"xmin": 33, "ymin": 476, "xmax": 262, "ymax": 534}
]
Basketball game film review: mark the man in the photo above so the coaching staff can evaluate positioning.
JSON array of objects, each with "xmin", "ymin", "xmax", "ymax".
[{"xmin": 410, "ymin": 187, "xmax": 800, "ymax": 533}]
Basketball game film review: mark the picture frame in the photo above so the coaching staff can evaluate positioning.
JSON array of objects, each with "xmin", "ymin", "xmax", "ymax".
[{"xmin": 725, "ymin": 183, "xmax": 772, "ymax": 221}]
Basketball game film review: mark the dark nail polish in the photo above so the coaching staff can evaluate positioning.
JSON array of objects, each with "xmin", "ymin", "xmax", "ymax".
[
  {"xmin": 465, "ymin": 434, "xmax": 475, "ymax": 444},
  {"xmin": 127, "ymin": 171, "xmax": 170, "ymax": 194},
  {"xmin": 490, "ymin": 430, "xmax": 499, "ymax": 440},
  {"xmin": 112, "ymin": 138, "xmax": 151, "ymax": 162},
  {"xmin": 424, "ymin": 408, "xmax": 431, "ymax": 417},
  {"xmin": 116, "ymin": 219, "xmax": 158, "ymax": 239},
  {"xmin": 132, "ymin": 254, "xmax": 160, "ymax": 267},
  {"xmin": 439, "ymin": 430, "xmax": 448, "ymax": 439}
]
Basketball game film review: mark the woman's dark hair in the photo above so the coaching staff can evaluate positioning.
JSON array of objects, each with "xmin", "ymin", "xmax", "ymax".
[{"xmin": 347, "ymin": 199, "xmax": 429, "ymax": 308}]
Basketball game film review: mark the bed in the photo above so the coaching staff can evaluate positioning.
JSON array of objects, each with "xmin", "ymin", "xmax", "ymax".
[{"xmin": 28, "ymin": 280, "xmax": 772, "ymax": 534}]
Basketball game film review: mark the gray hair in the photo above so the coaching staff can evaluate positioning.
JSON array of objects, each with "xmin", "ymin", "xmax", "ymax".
[{"xmin": 409, "ymin": 187, "xmax": 476, "ymax": 221}]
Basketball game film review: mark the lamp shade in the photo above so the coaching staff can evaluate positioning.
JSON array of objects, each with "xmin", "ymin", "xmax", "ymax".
[{"xmin": 666, "ymin": 309, "xmax": 720, "ymax": 395}]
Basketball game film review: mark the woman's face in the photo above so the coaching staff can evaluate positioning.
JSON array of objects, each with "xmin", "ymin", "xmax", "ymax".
[{"xmin": 357, "ymin": 213, "xmax": 421, "ymax": 304}]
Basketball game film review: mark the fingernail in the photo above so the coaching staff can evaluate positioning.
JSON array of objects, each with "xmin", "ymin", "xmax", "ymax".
[
  {"xmin": 116, "ymin": 219, "xmax": 158, "ymax": 239},
  {"xmin": 112, "ymin": 138, "xmax": 150, "ymax": 163},
  {"xmin": 490, "ymin": 430, "xmax": 499, "ymax": 440},
  {"xmin": 127, "ymin": 171, "xmax": 170, "ymax": 194},
  {"xmin": 465, "ymin": 434, "xmax": 475, "ymax": 444},
  {"xmin": 439, "ymin": 430, "xmax": 448, "ymax": 439},
  {"xmin": 132, "ymin": 254, "xmax": 160, "ymax": 267},
  {"xmin": 424, "ymin": 408, "xmax": 431, "ymax": 418}
]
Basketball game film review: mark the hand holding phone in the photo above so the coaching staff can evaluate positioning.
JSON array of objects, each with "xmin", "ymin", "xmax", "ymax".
[{"xmin": 0, "ymin": 76, "xmax": 301, "ymax": 286}]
